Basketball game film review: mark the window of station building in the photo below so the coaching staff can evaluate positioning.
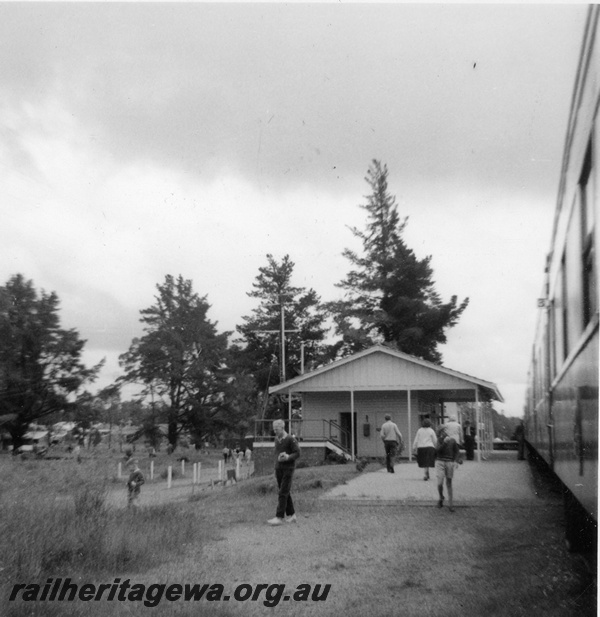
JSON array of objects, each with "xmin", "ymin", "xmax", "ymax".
[{"xmin": 580, "ymin": 139, "xmax": 597, "ymax": 326}]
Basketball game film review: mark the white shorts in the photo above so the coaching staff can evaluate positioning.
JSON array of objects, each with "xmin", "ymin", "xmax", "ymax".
[{"xmin": 436, "ymin": 459, "xmax": 456, "ymax": 480}]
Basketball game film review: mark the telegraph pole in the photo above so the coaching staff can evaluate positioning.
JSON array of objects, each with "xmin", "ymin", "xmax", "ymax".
[
  {"xmin": 252, "ymin": 294, "xmax": 299, "ymax": 429},
  {"xmin": 257, "ymin": 294, "xmax": 299, "ymax": 383}
]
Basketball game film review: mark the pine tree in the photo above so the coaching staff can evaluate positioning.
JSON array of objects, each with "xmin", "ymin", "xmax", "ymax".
[
  {"xmin": 232, "ymin": 254, "xmax": 329, "ymax": 418},
  {"xmin": 329, "ymin": 160, "xmax": 468, "ymax": 364},
  {"xmin": 0, "ymin": 274, "xmax": 103, "ymax": 448},
  {"xmin": 119, "ymin": 274, "xmax": 230, "ymax": 448}
]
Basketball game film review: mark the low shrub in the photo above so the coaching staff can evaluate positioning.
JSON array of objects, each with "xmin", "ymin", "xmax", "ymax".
[
  {"xmin": 160, "ymin": 467, "xmax": 179, "ymax": 480},
  {"xmin": 356, "ymin": 458, "xmax": 369, "ymax": 472},
  {"xmin": 325, "ymin": 451, "xmax": 348, "ymax": 465}
]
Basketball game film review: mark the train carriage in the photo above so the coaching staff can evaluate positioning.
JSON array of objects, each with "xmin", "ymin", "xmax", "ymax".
[{"xmin": 525, "ymin": 6, "xmax": 599, "ymax": 552}]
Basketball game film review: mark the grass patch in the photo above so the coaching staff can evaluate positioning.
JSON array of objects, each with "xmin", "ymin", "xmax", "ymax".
[
  {"xmin": 234, "ymin": 464, "xmax": 359, "ymax": 498},
  {"xmin": 0, "ymin": 453, "xmax": 220, "ymax": 584},
  {"xmin": 0, "ymin": 456, "xmax": 357, "ymax": 585}
]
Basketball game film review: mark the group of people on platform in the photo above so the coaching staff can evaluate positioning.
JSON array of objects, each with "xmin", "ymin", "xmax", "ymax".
[
  {"xmin": 381, "ymin": 413, "xmax": 476, "ymax": 513},
  {"xmin": 266, "ymin": 413, "xmax": 479, "ymax": 525}
]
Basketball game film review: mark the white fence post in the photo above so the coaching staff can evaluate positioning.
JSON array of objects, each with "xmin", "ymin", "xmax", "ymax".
[
  {"xmin": 218, "ymin": 460, "xmax": 223, "ymax": 482},
  {"xmin": 167, "ymin": 465, "xmax": 172, "ymax": 489},
  {"xmin": 118, "ymin": 462, "xmax": 122, "ymax": 479},
  {"xmin": 236, "ymin": 457, "xmax": 241, "ymax": 480},
  {"xmin": 181, "ymin": 459, "xmax": 185, "ymax": 477},
  {"xmin": 150, "ymin": 460, "xmax": 154, "ymax": 481}
]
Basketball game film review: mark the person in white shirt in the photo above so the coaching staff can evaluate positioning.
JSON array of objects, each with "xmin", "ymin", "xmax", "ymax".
[
  {"xmin": 380, "ymin": 414, "xmax": 403, "ymax": 473},
  {"xmin": 442, "ymin": 415, "xmax": 463, "ymax": 445},
  {"xmin": 412, "ymin": 418, "xmax": 438, "ymax": 480}
]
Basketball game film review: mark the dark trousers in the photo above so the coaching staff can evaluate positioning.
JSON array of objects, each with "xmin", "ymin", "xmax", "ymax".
[
  {"xmin": 517, "ymin": 437, "xmax": 525, "ymax": 460},
  {"xmin": 383, "ymin": 441, "xmax": 397, "ymax": 473},
  {"xmin": 464, "ymin": 436, "xmax": 475, "ymax": 460},
  {"xmin": 275, "ymin": 468, "xmax": 295, "ymax": 518}
]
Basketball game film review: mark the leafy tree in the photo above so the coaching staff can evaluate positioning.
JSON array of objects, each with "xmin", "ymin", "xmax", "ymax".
[
  {"xmin": 71, "ymin": 391, "xmax": 102, "ymax": 430},
  {"xmin": 458, "ymin": 402, "xmax": 520, "ymax": 440},
  {"xmin": 219, "ymin": 368, "xmax": 259, "ymax": 443},
  {"xmin": 119, "ymin": 274, "xmax": 230, "ymax": 449},
  {"xmin": 232, "ymin": 254, "xmax": 330, "ymax": 419},
  {"xmin": 0, "ymin": 274, "xmax": 103, "ymax": 448},
  {"xmin": 328, "ymin": 160, "xmax": 469, "ymax": 364}
]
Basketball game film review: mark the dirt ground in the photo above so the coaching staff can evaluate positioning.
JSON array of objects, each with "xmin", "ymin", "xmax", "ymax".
[{"xmin": 191, "ymin": 497, "xmax": 595, "ymax": 617}]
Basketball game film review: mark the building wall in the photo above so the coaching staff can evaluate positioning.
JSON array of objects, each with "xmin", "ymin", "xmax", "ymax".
[
  {"xmin": 252, "ymin": 445, "xmax": 274, "ymax": 476},
  {"xmin": 293, "ymin": 349, "xmax": 477, "ymax": 391},
  {"xmin": 301, "ymin": 392, "xmax": 350, "ymax": 440},
  {"xmin": 355, "ymin": 390, "xmax": 413, "ymax": 457},
  {"xmin": 300, "ymin": 389, "xmax": 427, "ymax": 459}
]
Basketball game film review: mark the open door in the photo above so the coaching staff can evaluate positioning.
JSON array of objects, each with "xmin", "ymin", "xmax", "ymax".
[{"xmin": 339, "ymin": 412, "xmax": 357, "ymax": 456}]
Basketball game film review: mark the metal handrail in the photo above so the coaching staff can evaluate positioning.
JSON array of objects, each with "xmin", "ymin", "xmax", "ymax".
[
  {"xmin": 327, "ymin": 419, "xmax": 351, "ymax": 450},
  {"xmin": 253, "ymin": 419, "xmax": 352, "ymax": 454}
]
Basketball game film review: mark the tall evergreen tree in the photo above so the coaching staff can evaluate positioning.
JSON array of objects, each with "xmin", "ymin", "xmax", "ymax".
[
  {"xmin": 0, "ymin": 274, "xmax": 103, "ymax": 448},
  {"xmin": 119, "ymin": 274, "xmax": 230, "ymax": 448},
  {"xmin": 328, "ymin": 160, "xmax": 469, "ymax": 364},
  {"xmin": 232, "ymin": 254, "xmax": 329, "ymax": 418}
]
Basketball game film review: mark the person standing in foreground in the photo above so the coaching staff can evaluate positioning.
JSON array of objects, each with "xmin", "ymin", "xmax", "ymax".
[
  {"xmin": 267, "ymin": 419, "xmax": 300, "ymax": 526},
  {"xmin": 435, "ymin": 427, "xmax": 460, "ymax": 512},
  {"xmin": 380, "ymin": 414, "xmax": 403, "ymax": 473},
  {"xmin": 412, "ymin": 418, "xmax": 437, "ymax": 481}
]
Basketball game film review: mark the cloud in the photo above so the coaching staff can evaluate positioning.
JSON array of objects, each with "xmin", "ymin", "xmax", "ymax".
[
  {"xmin": 0, "ymin": 3, "xmax": 588, "ymax": 417},
  {"xmin": 0, "ymin": 4, "xmax": 586, "ymax": 195}
]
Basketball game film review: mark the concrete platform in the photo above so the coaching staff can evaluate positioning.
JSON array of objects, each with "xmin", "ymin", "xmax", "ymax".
[{"xmin": 322, "ymin": 451, "xmax": 542, "ymax": 506}]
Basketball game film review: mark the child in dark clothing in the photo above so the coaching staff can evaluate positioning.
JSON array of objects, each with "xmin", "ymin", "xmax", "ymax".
[
  {"xmin": 435, "ymin": 428, "xmax": 461, "ymax": 512},
  {"xmin": 126, "ymin": 460, "xmax": 145, "ymax": 509}
]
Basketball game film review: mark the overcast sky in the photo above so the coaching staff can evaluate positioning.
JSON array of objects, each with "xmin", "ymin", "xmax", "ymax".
[{"xmin": 0, "ymin": 3, "xmax": 589, "ymax": 417}]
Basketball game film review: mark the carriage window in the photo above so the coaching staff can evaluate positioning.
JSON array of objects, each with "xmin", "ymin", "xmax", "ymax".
[
  {"xmin": 549, "ymin": 301, "xmax": 557, "ymax": 379},
  {"xmin": 561, "ymin": 252, "xmax": 569, "ymax": 360},
  {"xmin": 580, "ymin": 139, "xmax": 597, "ymax": 326}
]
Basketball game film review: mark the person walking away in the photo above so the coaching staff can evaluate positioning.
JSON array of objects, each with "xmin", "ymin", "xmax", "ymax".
[
  {"xmin": 267, "ymin": 420, "xmax": 300, "ymax": 526},
  {"xmin": 442, "ymin": 415, "xmax": 462, "ymax": 445},
  {"xmin": 380, "ymin": 414, "xmax": 403, "ymax": 473},
  {"xmin": 222, "ymin": 446, "xmax": 229, "ymax": 463},
  {"xmin": 126, "ymin": 460, "xmax": 145, "ymax": 509},
  {"xmin": 412, "ymin": 418, "xmax": 437, "ymax": 480},
  {"xmin": 463, "ymin": 420, "xmax": 476, "ymax": 461},
  {"xmin": 435, "ymin": 428, "xmax": 460, "ymax": 512}
]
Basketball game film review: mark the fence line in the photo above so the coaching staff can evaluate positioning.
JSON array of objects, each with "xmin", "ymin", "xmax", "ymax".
[{"xmin": 117, "ymin": 457, "xmax": 254, "ymax": 492}]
